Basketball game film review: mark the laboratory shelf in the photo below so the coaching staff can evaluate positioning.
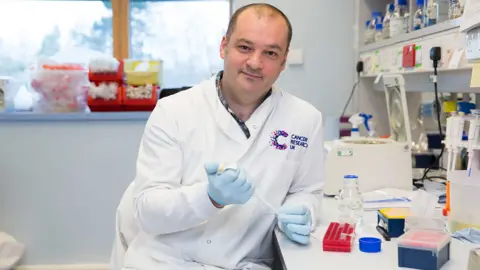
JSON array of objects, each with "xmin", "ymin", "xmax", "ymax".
[{"xmin": 360, "ymin": 17, "xmax": 464, "ymax": 54}]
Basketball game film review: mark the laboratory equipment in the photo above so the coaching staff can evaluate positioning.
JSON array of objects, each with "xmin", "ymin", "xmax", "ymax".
[
  {"xmin": 365, "ymin": 12, "xmax": 382, "ymax": 44},
  {"xmin": 414, "ymin": 0, "xmax": 426, "ymax": 31},
  {"xmin": 30, "ymin": 61, "xmax": 89, "ymax": 113},
  {"xmin": 359, "ymin": 237, "xmax": 382, "ymax": 253},
  {"xmin": 426, "ymin": 0, "xmax": 438, "ymax": 26},
  {"xmin": 448, "ymin": 171, "xmax": 480, "ymax": 233},
  {"xmin": 216, "ymin": 163, "xmax": 278, "ymax": 215},
  {"xmin": 377, "ymin": 208, "xmax": 411, "ymax": 238},
  {"xmin": 448, "ymin": 0, "xmax": 462, "ymax": 20},
  {"xmin": 374, "ymin": 23, "xmax": 383, "ymax": 42},
  {"xmin": 338, "ymin": 175, "xmax": 363, "ymax": 225},
  {"xmin": 348, "ymin": 113, "xmax": 364, "ymax": 137},
  {"xmin": 397, "ymin": 229, "xmax": 451, "ymax": 270},
  {"xmin": 468, "ymin": 248, "xmax": 480, "ymax": 270},
  {"xmin": 382, "ymin": 3, "xmax": 395, "ymax": 39},
  {"xmin": 390, "ymin": 0, "xmax": 409, "ymax": 37},
  {"xmin": 323, "ymin": 74, "xmax": 413, "ymax": 195},
  {"xmin": 322, "ymin": 222, "xmax": 355, "ymax": 252}
]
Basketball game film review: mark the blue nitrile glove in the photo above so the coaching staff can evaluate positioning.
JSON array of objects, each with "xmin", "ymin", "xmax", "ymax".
[
  {"xmin": 278, "ymin": 205, "xmax": 312, "ymax": 245},
  {"xmin": 204, "ymin": 162, "xmax": 255, "ymax": 207}
]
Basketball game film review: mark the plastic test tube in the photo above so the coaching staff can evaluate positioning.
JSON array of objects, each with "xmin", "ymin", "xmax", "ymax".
[
  {"xmin": 451, "ymin": 116, "xmax": 466, "ymax": 171},
  {"xmin": 468, "ymin": 118, "xmax": 480, "ymax": 177}
]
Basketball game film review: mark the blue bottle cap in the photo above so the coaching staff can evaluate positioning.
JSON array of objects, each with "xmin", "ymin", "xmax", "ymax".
[
  {"xmin": 417, "ymin": 0, "xmax": 425, "ymax": 6},
  {"xmin": 388, "ymin": 3, "xmax": 395, "ymax": 11},
  {"xmin": 344, "ymin": 175, "xmax": 358, "ymax": 179},
  {"xmin": 359, "ymin": 237, "xmax": 382, "ymax": 253},
  {"xmin": 398, "ymin": 0, "xmax": 407, "ymax": 5},
  {"xmin": 372, "ymin": 11, "xmax": 382, "ymax": 18},
  {"xmin": 376, "ymin": 23, "xmax": 383, "ymax": 30}
]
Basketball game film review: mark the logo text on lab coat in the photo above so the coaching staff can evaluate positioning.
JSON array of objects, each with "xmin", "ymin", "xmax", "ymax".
[{"xmin": 289, "ymin": 134, "xmax": 308, "ymax": 150}]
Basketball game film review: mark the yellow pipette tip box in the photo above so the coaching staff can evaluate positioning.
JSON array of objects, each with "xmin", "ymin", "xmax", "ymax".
[{"xmin": 377, "ymin": 208, "xmax": 411, "ymax": 238}]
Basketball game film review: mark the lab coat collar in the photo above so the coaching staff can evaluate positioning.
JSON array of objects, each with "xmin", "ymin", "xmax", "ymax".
[{"xmin": 203, "ymin": 75, "xmax": 280, "ymax": 143}]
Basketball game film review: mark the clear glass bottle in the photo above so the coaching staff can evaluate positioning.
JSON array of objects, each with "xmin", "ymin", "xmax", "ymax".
[
  {"xmin": 375, "ymin": 23, "xmax": 383, "ymax": 42},
  {"xmin": 414, "ymin": 0, "xmax": 426, "ymax": 30},
  {"xmin": 338, "ymin": 175, "xmax": 364, "ymax": 225},
  {"xmin": 390, "ymin": 0, "xmax": 409, "ymax": 37},
  {"xmin": 448, "ymin": 0, "xmax": 462, "ymax": 19},
  {"xmin": 426, "ymin": 0, "xmax": 439, "ymax": 26},
  {"xmin": 383, "ymin": 4, "xmax": 395, "ymax": 39}
]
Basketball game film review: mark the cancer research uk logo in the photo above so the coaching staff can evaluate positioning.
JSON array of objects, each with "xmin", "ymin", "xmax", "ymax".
[{"xmin": 269, "ymin": 130, "xmax": 309, "ymax": 150}]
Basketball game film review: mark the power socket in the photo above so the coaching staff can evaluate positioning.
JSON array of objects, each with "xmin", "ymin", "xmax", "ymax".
[{"xmin": 465, "ymin": 26, "xmax": 480, "ymax": 62}]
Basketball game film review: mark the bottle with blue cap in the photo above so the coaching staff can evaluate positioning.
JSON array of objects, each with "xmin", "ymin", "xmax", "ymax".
[
  {"xmin": 338, "ymin": 175, "xmax": 364, "ymax": 225},
  {"xmin": 391, "ymin": 0, "xmax": 409, "ymax": 37}
]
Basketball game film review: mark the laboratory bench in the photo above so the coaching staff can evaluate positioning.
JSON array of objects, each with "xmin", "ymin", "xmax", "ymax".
[{"xmin": 273, "ymin": 196, "xmax": 476, "ymax": 270}]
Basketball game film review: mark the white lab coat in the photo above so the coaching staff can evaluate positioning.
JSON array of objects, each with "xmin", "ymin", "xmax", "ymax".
[
  {"xmin": 123, "ymin": 76, "xmax": 325, "ymax": 270},
  {"xmin": 111, "ymin": 181, "xmax": 139, "ymax": 270}
]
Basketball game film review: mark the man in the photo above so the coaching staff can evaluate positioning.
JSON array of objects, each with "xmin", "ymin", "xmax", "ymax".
[{"xmin": 122, "ymin": 3, "xmax": 324, "ymax": 270}]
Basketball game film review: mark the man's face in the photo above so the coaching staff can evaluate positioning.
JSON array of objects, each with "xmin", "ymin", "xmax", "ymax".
[{"xmin": 220, "ymin": 10, "xmax": 289, "ymax": 96}]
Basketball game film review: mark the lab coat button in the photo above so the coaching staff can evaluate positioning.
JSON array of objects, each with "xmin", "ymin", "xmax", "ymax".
[
  {"xmin": 207, "ymin": 240, "xmax": 211, "ymax": 244},
  {"xmin": 252, "ymin": 125, "xmax": 257, "ymax": 129}
]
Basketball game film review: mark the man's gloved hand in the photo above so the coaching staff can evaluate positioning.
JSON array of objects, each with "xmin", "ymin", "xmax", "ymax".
[
  {"xmin": 278, "ymin": 205, "xmax": 312, "ymax": 245},
  {"xmin": 204, "ymin": 162, "xmax": 254, "ymax": 207}
]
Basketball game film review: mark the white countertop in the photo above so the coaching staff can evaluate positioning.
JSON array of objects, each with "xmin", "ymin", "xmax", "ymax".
[{"xmin": 275, "ymin": 197, "xmax": 477, "ymax": 270}]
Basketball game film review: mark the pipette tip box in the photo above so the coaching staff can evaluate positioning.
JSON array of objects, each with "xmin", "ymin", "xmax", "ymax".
[
  {"xmin": 322, "ymin": 222, "xmax": 355, "ymax": 252},
  {"xmin": 397, "ymin": 229, "xmax": 451, "ymax": 270},
  {"xmin": 377, "ymin": 208, "xmax": 411, "ymax": 238}
]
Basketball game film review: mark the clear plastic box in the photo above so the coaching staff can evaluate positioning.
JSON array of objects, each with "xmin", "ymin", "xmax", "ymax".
[
  {"xmin": 397, "ymin": 229, "xmax": 451, "ymax": 270},
  {"xmin": 449, "ymin": 171, "xmax": 480, "ymax": 233}
]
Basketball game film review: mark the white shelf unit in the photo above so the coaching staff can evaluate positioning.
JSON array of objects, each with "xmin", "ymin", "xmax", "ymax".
[{"xmin": 353, "ymin": 0, "xmax": 479, "ymax": 137}]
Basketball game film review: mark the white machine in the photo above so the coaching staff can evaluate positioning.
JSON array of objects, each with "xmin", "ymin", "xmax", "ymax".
[{"xmin": 323, "ymin": 75, "xmax": 414, "ymax": 196}]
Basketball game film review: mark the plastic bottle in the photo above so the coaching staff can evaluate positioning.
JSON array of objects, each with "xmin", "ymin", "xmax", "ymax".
[
  {"xmin": 448, "ymin": 0, "xmax": 462, "ymax": 19},
  {"xmin": 426, "ymin": 0, "xmax": 439, "ymax": 26},
  {"xmin": 391, "ymin": 0, "xmax": 409, "ymax": 37},
  {"xmin": 414, "ymin": 0, "xmax": 426, "ymax": 30},
  {"xmin": 375, "ymin": 23, "xmax": 383, "ymax": 42},
  {"xmin": 364, "ymin": 20, "xmax": 374, "ymax": 45},
  {"xmin": 338, "ymin": 175, "xmax": 364, "ymax": 225},
  {"xmin": 382, "ymin": 4, "xmax": 395, "ymax": 39}
]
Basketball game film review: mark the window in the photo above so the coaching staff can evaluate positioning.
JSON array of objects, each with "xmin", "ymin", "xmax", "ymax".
[
  {"xmin": 130, "ymin": 0, "xmax": 230, "ymax": 88},
  {"xmin": 0, "ymin": 0, "xmax": 113, "ymax": 83},
  {"xmin": 0, "ymin": 0, "xmax": 230, "ymax": 113}
]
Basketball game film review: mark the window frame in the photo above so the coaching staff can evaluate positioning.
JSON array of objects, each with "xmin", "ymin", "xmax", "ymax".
[{"xmin": 112, "ymin": 0, "xmax": 233, "ymax": 61}]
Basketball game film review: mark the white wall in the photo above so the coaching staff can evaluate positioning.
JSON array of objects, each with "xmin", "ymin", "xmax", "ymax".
[
  {"xmin": 0, "ymin": 120, "xmax": 146, "ymax": 265},
  {"xmin": 234, "ymin": 0, "xmax": 356, "ymax": 140}
]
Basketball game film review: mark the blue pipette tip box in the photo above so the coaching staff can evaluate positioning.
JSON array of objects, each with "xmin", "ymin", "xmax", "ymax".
[{"xmin": 397, "ymin": 229, "xmax": 451, "ymax": 270}]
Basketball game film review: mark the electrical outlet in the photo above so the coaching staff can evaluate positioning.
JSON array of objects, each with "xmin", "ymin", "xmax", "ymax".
[{"xmin": 466, "ymin": 26, "xmax": 480, "ymax": 62}]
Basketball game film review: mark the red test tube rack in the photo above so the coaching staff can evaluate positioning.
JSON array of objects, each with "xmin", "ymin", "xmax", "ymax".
[{"xmin": 322, "ymin": 222, "xmax": 356, "ymax": 252}]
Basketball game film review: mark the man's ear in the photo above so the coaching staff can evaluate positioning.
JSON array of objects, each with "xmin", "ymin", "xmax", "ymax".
[{"xmin": 220, "ymin": 36, "xmax": 228, "ymax": 59}]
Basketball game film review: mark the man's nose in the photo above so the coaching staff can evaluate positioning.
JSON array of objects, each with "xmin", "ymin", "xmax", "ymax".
[{"xmin": 246, "ymin": 52, "xmax": 263, "ymax": 70}]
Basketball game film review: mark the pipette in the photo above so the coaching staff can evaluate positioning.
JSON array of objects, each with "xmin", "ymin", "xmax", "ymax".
[
  {"xmin": 450, "ymin": 116, "xmax": 465, "ymax": 171},
  {"xmin": 446, "ymin": 116, "xmax": 454, "ymax": 171},
  {"xmin": 467, "ymin": 117, "xmax": 480, "ymax": 178},
  {"xmin": 216, "ymin": 163, "xmax": 279, "ymax": 215}
]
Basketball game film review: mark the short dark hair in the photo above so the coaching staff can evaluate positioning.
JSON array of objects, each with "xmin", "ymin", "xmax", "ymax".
[{"xmin": 225, "ymin": 3, "xmax": 293, "ymax": 51}]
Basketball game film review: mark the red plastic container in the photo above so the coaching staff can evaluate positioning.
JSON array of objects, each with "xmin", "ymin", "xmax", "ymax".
[
  {"xmin": 88, "ymin": 85, "xmax": 124, "ymax": 112},
  {"xmin": 88, "ymin": 61, "xmax": 124, "ymax": 84},
  {"xmin": 322, "ymin": 222, "xmax": 356, "ymax": 252},
  {"xmin": 123, "ymin": 84, "xmax": 158, "ymax": 111}
]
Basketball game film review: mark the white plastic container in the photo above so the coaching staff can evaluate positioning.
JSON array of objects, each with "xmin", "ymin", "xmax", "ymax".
[{"xmin": 449, "ymin": 171, "xmax": 480, "ymax": 233}]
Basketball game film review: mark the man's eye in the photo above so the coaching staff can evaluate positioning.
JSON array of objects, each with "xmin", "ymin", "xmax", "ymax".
[
  {"xmin": 266, "ymin": 51, "xmax": 278, "ymax": 57},
  {"xmin": 238, "ymin": 45, "xmax": 251, "ymax": 52}
]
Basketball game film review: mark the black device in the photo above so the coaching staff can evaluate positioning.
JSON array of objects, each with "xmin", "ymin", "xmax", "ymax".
[{"xmin": 430, "ymin": 47, "xmax": 442, "ymax": 67}]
